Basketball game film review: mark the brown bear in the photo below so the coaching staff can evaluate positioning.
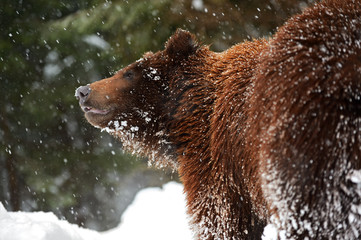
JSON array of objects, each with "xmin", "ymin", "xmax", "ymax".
[
  {"xmin": 75, "ymin": 0, "xmax": 361, "ymax": 239},
  {"xmin": 76, "ymin": 30, "xmax": 268, "ymax": 239}
]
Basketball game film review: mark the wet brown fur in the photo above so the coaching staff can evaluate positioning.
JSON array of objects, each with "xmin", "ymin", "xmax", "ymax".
[
  {"xmin": 247, "ymin": 0, "xmax": 361, "ymax": 238},
  {"xmin": 77, "ymin": 0, "xmax": 361, "ymax": 239}
]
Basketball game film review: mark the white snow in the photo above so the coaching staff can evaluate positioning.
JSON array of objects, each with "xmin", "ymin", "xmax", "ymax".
[
  {"xmin": 0, "ymin": 182, "xmax": 192, "ymax": 240},
  {"xmin": 102, "ymin": 181, "xmax": 193, "ymax": 240},
  {"xmin": 0, "ymin": 203, "xmax": 100, "ymax": 240},
  {"xmin": 0, "ymin": 181, "xmax": 279, "ymax": 239},
  {"xmin": 262, "ymin": 224, "xmax": 278, "ymax": 240},
  {"xmin": 144, "ymin": 67, "xmax": 161, "ymax": 81},
  {"xmin": 82, "ymin": 35, "xmax": 110, "ymax": 50},
  {"xmin": 192, "ymin": 0, "xmax": 204, "ymax": 11}
]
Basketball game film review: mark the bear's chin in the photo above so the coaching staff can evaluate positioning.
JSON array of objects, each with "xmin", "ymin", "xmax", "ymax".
[{"xmin": 84, "ymin": 111, "xmax": 114, "ymax": 129}]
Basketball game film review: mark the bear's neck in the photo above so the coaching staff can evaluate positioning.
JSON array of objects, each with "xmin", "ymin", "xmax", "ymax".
[
  {"xmin": 165, "ymin": 41, "xmax": 269, "ymax": 238},
  {"xmin": 166, "ymin": 47, "xmax": 217, "ymax": 171}
]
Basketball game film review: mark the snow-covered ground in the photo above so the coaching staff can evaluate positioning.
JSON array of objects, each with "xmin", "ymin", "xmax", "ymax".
[
  {"xmin": 0, "ymin": 181, "xmax": 276, "ymax": 240},
  {"xmin": 0, "ymin": 182, "xmax": 193, "ymax": 240}
]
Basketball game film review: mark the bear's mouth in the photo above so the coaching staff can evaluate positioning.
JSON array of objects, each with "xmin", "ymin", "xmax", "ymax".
[{"xmin": 81, "ymin": 105, "xmax": 110, "ymax": 115}]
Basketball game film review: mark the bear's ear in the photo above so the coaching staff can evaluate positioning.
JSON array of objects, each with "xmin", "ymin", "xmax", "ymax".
[{"xmin": 165, "ymin": 29, "xmax": 199, "ymax": 60}]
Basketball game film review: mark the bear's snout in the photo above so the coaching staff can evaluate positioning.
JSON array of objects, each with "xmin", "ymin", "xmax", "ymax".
[{"xmin": 75, "ymin": 85, "xmax": 91, "ymax": 104}]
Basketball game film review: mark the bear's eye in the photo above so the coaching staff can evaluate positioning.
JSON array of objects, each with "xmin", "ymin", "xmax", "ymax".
[{"xmin": 123, "ymin": 70, "xmax": 135, "ymax": 81}]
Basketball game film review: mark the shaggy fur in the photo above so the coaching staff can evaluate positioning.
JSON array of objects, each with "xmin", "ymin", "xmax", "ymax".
[
  {"xmin": 76, "ymin": 0, "xmax": 361, "ymax": 239},
  {"xmin": 247, "ymin": 0, "xmax": 361, "ymax": 238}
]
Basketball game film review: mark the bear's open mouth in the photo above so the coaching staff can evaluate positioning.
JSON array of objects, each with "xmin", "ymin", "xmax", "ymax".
[{"xmin": 82, "ymin": 106, "xmax": 110, "ymax": 115}]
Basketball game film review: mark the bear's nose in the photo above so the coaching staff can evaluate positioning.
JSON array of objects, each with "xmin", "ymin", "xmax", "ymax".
[{"xmin": 75, "ymin": 85, "xmax": 91, "ymax": 103}]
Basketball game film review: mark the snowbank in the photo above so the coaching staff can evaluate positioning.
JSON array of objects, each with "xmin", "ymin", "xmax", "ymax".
[
  {"xmin": 0, "ymin": 203, "xmax": 100, "ymax": 240},
  {"xmin": 101, "ymin": 181, "xmax": 193, "ymax": 240},
  {"xmin": 0, "ymin": 181, "xmax": 276, "ymax": 240},
  {"xmin": 0, "ymin": 182, "xmax": 192, "ymax": 240}
]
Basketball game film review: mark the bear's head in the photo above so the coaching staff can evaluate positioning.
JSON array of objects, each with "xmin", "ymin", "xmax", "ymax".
[{"xmin": 75, "ymin": 29, "xmax": 199, "ymax": 168}]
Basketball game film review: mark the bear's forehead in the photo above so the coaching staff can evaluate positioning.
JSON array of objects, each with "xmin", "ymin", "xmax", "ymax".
[
  {"xmin": 138, "ymin": 52, "xmax": 166, "ymax": 71},
  {"xmin": 143, "ymin": 66, "xmax": 161, "ymax": 81},
  {"xmin": 136, "ymin": 50, "xmax": 161, "ymax": 64}
]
